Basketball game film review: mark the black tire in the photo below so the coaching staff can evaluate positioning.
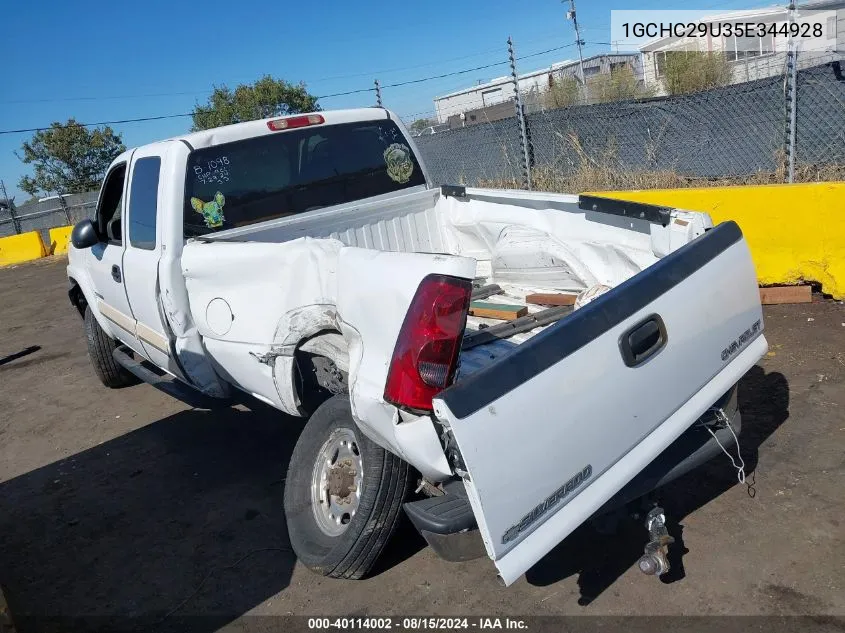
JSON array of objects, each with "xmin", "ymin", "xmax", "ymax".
[
  {"xmin": 84, "ymin": 306, "xmax": 139, "ymax": 388},
  {"xmin": 284, "ymin": 394, "xmax": 413, "ymax": 579}
]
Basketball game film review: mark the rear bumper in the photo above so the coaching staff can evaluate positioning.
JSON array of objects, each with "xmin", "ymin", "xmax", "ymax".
[
  {"xmin": 404, "ymin": 481, "xmax": 486, "ymax": 562},
  {"xmin": 405, "ymin": 384, "xmax": 742, "ymax": 563},
  {"xmin": 598, "ymin": 391, "xmax": 741, "ymax": 515}
]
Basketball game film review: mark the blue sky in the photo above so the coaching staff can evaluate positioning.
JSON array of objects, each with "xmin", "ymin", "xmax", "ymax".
[{"xmin": 2, "ymin": 0, "xmax": 762, "ymax": 200}]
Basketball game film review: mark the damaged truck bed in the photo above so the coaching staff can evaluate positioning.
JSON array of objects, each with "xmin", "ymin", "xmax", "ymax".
[{"xmin": 66, "ymin": 108, "xmax": 766, "ymax": 585}]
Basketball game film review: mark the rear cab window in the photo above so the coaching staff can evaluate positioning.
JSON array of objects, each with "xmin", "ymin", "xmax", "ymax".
[
  {"xmin": 128, "ymin": 157, "xmax": 161, "ymax": 250},
  {"xmin": 183, "ymin": 119, "xmax": 425, "ymax": 237}
]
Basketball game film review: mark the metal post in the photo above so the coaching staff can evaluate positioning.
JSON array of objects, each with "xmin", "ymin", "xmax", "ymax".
[
  {"xmin": 0, "ymin": 179, "xmax": 21, "ymax": 234},
  {"xmin": 508, "ymin": 37, "xmax": 532, "ymax": 190},
  {"xmin": 374, "ymin": 79, "xmax": 382, "ymax": 108},
  {"xmin": 57, "ymin": 193, "xmax": 72, "ymax": 224},
  {"xmin": 785, "ymin": 0, "xmax": 798, "ymax": 183}
]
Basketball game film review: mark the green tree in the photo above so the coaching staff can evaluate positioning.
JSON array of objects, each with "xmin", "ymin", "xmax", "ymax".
[
  {"xmin": 191, "ymin": 75, "xmax": 320, "ymax": 131},
  {"xmin": 17, "ymin": 120, "xmax": 125, "ymax": 196},
  {"xmin": 409, "ymin": 118, "xmax": 435, "ymax": 134},
  {"xmin": 662, "ymin": 52, "xmax": 733, "ymax": 96},
  {"xmin": 587, "ymin": 66, "xmax": 654, "ymax": 104},
  {"xmin": 544, "ymin": 76, "xmax": 580, "ymax": 109}
]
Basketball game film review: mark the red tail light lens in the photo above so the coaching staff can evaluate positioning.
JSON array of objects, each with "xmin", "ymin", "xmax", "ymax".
[
  {"xmin": 267, "ymin": 114, "xmax": 324, "ymax": 131},
  {"xmin": 384, "ymin": 274, "xmax": 472, "ymax": 412}
]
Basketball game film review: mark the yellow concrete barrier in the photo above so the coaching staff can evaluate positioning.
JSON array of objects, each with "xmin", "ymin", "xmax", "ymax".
[
  {"xmin": 593, "ymin": 182, "xmax": 845, "ymax": 299},
  {"xmin": 0, "ymin": 231, "xmax": 48, "ymax": 266},
  {"xmin": 49, "ymin": 225, "xmax": 74, "ymax": 255}
]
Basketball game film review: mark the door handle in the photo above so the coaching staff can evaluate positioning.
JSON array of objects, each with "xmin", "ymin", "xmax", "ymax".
[
  {"xmin": 111, "ymin": 265, "xmax": 121, "ymax": 283},
  {"xmin": 620, "ymin": 314, "xmax": 667, "ymax": 367}
]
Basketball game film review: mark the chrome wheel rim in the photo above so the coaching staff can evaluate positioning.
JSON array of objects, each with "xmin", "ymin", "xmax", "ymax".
[{"xmin": 311, "ymin": 428, "xmax": 363, "ymax": 537}]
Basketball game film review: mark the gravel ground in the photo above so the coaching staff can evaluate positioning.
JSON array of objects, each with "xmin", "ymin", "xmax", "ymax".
[{"xmin": 0, "ymin": 257, "xmax": 843, "ymax": 632}]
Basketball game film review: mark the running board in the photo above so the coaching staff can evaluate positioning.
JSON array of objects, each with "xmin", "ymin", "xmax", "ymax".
[{"xmin": 112, "ymin": 346, "xmax": 227, "ymax": 410}]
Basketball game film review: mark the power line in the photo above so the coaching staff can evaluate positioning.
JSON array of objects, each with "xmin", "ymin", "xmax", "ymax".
[
  {"xmin": 0, "ymin": 90, "xmax": 210, "ymax": 105},
  {"xmin": 0, "ymin": 43, "xmax": 561, "ymax": 107},
  {"xmin": 0, "ymin": 86, "xmax": 378, "ymax": 135},
  {"xmin": 0, "ymin": 39, "xmax": 592, "ymax": 108},
  {"xmin": 0, "ymin": 113, "xmax": 194, "ymax": 135},
  {"xmin": 379, "ymin": 44, "xmax": 581, "ymax": 90},
  {"xmin": 380, "ymin": 60, "xmax": 509, "ymax": 89},
  {"xmin": 308, "ymin": 45, "xmax": 509, "ymax": 82},
  {"xmin": 0, "ymin": 42, "xmax": 611, "ymax": 136}
]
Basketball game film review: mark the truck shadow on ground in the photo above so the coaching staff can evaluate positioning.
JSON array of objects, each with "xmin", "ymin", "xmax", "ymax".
[
  {"xmin": 525, "ymin": 365, "xmax": 790, "ymax": 605},
  {"xmin": 0, "ymin": 397, "xmax": 307, "ymax": 633}
]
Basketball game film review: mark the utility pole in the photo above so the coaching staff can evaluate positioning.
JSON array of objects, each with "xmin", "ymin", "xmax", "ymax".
[
  {"xmin": 374, "ymin": 79, "xmax": 383, "ymax": 108},
  {"xmin": 565, "ymin": 0, "xmax": 586, "ymax": 85}
]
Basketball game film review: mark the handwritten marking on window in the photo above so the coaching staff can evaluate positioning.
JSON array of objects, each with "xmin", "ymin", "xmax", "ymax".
[{"xmin": 193, "ymin": 156, "xmax": 230, "ymax": 185}]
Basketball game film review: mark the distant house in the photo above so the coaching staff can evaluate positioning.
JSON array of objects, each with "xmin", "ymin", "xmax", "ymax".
[
  {"xmin": 640, "ymin": 1, "xmax": 845, "ymax": 96},
  {"xmin": 433, "ymin": 53, "xmax": 642, "ymax": 125}
]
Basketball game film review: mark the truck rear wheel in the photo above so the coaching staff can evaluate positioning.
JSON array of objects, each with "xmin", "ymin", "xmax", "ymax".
[
  {"xmin": 84, "ymin": 306, "xmax": 139, "ymax": 388},
  {"xmin": 284, "ymin": 395, "xmax": 413, "ymax": 579}
]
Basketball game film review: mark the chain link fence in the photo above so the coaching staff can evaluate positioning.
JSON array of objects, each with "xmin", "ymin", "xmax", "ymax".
[
  {"xmin": 3, "ymin": 49, "xmax": 843, "ymax": 241},
  {"xmin": 795, "ymin": 59, "xmax": 845, "ymax": 166},
  {"xmin": 0, "ymin": 192, "xmax": 97, "ymax": 239},
  {"xmin": 412, "ymin": 50, "xmax": 845, "ymax": 191}
]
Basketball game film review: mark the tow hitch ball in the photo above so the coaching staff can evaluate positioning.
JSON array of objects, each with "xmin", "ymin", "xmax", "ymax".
[{"xmin": 637, "ymin": 507, "xmax": 674, "ymax": 577}]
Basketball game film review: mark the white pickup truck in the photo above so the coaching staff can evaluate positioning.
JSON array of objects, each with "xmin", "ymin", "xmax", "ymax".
[{"xmin": 67, "ymin": 108, "xmax": 766, "ymax": 586}]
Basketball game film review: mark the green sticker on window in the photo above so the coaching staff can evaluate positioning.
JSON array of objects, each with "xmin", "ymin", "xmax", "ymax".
[
  {"xmin": 384, "ymin": 143, "xmax": 414, "ymax": 184},
  {"xmin": 190, "ymin": 191, "xmax": 225, "ymax": 229}
]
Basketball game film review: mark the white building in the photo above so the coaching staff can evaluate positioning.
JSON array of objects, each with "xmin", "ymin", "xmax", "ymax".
[
  {"xmin": 640, "ymin": 1, "xmax": 845, "ymax": 96},
  {"xmin": 433, "ymin": 53, "xmax": 642, "ymax": 124}
]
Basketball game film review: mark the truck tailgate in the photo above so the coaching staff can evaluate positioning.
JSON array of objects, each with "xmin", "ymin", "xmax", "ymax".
[{"xmin": 432, "ymin": 221, "xmax": 766, "ymax": 585}]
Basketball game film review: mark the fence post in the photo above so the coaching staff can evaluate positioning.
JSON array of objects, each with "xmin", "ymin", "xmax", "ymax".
[
  {"xmin": 0, "ymin": 179, "xmax": 21, "ymax": 234},
  {"xmin": 374, "ymin": 79, "xmax": 383, "ymax": 108},
  {"xmin": 57, "ymin": 193, "xmax": 72, "ymax": 224},
  {"xmin": 784, "ymin": 1, "xmax": 798, "ymax": 183},
  {"xmin": 508, "ymin": 37, "xmax": 532, "ymax": 190}
]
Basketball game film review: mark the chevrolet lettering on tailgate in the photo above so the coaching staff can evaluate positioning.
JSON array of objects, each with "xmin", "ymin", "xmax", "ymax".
[{"xmin": 502, "ymin": 464, "xmax": 593, "ymax": 544}]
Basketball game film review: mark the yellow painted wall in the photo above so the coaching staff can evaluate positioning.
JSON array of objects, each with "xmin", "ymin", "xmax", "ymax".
[
  {"xmin": 593, "ymin": 182, "xmax": 845, "ymax": 299},
  {"xmin": 0, "ymin": 231, "xmax": 48, "ymax": 266},
  {"xmin": 49, "ymin": 225, "xmax": 74, "ymax": 255}
]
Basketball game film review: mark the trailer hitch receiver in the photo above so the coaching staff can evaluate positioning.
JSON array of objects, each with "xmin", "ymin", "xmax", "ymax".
[{"xmin": 637, "ymin": 507, "xmax": 674, "ymax": 577}]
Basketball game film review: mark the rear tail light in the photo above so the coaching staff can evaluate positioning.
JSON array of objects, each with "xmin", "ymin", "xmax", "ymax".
[
  {"xmin": 267, "ymin": 114, "xmax": 324, "ymax": 131},
  {"xmin": 384, "ymin": 274, "xmax": 472, "ymax": 412}
]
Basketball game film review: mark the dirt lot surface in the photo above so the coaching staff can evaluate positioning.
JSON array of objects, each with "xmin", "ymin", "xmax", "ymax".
[{"xmin": 1, "ymin": 257, "xmax": 843, "ymax": 631}]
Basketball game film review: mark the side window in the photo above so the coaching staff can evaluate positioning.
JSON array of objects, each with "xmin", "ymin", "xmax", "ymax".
[
  {"xmin": 128, "ymin": 157, "xmax": 161, "ymax": 250},
  {"xmin": 97, "ymin": 163, "xmax": 127, "ymax": 244}
]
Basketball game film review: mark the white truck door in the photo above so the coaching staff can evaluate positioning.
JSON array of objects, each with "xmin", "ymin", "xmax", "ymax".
[
  {"xmin": 85, "ymin": 160, "xmax": 147, "ymax": 359},
  {"xmin": 121, "ymin": 145, "xmax": 178, "ymax": 373},
  {"xmin": 433, "ymin": 222, "xmax": 767, "ymax": 585}
]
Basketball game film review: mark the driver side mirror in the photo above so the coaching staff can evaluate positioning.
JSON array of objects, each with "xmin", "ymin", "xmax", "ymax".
[{"xmin": 71, "ymin": 218, "xmax": 101, "ymax": 249}]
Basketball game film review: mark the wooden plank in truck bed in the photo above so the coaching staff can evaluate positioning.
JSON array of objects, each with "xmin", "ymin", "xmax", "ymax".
[
  {"xmin": 468, "ymin": 302, "xmax": 528, "ymax": 320},
  {"xmin": 526, "ymin": 293, "xmax": 577, "ymax": 306}
]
